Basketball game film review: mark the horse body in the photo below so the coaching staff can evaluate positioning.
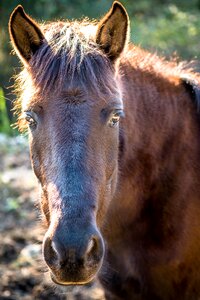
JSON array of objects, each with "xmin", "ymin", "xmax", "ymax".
[{"xmin": 9, "ymin": 2, "xmax": 200, "ymax": 299}]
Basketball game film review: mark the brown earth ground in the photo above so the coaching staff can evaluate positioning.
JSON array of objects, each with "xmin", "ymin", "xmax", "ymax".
[{"xmin": 0, "ymin": 134, "xmax": 105, "ymax": 300}]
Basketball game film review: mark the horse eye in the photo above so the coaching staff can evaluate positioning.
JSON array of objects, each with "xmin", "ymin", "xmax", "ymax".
[
  {"xmin": 24, "ymin": 113, "xmax": 37, "ymax": 128},
  {"xmin": 109, "ymin": 110, "xmax": 124, "ymax": 127}
]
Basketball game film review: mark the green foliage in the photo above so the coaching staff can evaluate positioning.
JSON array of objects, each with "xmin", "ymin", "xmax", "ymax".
[
  {"xmin": 0, "ymin": 88, "xmax": 12, "ymax": 135},
  {"xmin": 132, "ymin": 4, "xmax": 200, "ymax": 60}
]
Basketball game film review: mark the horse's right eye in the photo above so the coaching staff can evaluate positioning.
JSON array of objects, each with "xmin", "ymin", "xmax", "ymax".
[{"xmin": 24, "ymin": 113, "xmax": 37, "ymax": 128}]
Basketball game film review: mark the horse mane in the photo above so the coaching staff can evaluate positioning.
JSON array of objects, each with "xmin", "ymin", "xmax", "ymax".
[
  {"xmin": 121, "ymin": 44, "xmax": 200, "ymax": 113},
  {"xmin": 123, "ymin": 44, "xmax": 200, "ymax": 84}
]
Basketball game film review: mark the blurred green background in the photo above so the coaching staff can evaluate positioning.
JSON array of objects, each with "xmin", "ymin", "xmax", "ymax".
[{"xmin": 1, "ymin": 0, "xmax": 200, "ymax": 135}]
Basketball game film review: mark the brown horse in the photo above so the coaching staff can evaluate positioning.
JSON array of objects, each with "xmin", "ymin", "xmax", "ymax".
[{"xmin": 9, "ymin": 1, "xmax": 200, "ymax": 299}]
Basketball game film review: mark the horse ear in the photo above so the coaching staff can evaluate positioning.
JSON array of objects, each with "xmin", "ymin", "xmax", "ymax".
[
  {"xmin": 9, "ymin": 5, "xmax": 44, "ymax": 64},
  {"xmin": 96, "ymin": 1, "xmax": 129, "ymax": 62}
]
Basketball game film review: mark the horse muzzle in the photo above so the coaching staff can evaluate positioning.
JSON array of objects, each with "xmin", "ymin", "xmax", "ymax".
[{"xmin": 42, "ymin": 225, "xmax": 104, "ymax": 285}]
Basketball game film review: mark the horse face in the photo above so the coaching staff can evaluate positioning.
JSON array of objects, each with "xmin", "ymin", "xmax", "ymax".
[
  {"xmin": 28, "ymin": 83, "xmax": 123, "ymax": 284},
  {"xmin": 9, "ymin": 1, "xmax": 129, "ymax": 285}
]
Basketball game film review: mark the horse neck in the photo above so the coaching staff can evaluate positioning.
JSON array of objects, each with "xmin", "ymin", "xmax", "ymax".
[
  {"xmin": 102, "ymin": 55, "xmax": 200, "ymax": 247},
  {"xmin": 104, "ymin": 52, "xmax": 200, "ymax": 235}
]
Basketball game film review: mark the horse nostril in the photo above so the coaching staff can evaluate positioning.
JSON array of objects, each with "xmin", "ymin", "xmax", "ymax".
[
  {"xmin": 85, "ymin": 235, "xmax": 103, "ymax": 266},
  {"xmin": 86, "ymin": 238, "xmax": 96, "ymax": 255},
  {"xmin": 86, "ymin": 238, "xmax": 96, "ymax": 258},
  {"xmin": 43, "ymin": 236, "xmax": 59, "ymax": 268}
]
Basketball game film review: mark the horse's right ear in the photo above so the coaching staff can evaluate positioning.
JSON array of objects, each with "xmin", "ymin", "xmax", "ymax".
[{"xmin": 9, "ymin": 5, "xmax": 44, "ymax": 64}]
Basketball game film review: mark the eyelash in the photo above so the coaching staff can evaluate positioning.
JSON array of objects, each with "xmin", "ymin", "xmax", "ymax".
[{"xmin": 24, "ymin": 112, "xmax": 37, "ymax": 128}]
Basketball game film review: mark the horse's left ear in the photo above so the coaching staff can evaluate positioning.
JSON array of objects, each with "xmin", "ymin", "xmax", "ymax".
[
  {"xmin": 9, "ymin": 5, "xmax": 44, "ymax": 65},
  {"xmin": 96, "ymin": 1, "xmax": 129, "ymax": 62}
]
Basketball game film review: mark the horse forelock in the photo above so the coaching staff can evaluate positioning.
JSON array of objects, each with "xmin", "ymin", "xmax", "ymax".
[{"xmin": 29, "ymin": 20, "xmax": 119, "ymax": 94}]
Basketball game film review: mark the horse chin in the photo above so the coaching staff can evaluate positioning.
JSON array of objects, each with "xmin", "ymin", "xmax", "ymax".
[{"xmin": 50, "ymin": 272, "xmax": 95, "ymax": 288}]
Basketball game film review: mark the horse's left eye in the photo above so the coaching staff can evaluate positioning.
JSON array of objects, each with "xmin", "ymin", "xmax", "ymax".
[{"xmin": 109, "ymin": 110, "xmax": 124, "ymax": 127}]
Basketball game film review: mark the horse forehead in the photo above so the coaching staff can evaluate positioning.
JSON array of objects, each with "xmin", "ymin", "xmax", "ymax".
[{"xmin": 22, "ymin": 85, "xmax": 122, "ymax": 111}]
